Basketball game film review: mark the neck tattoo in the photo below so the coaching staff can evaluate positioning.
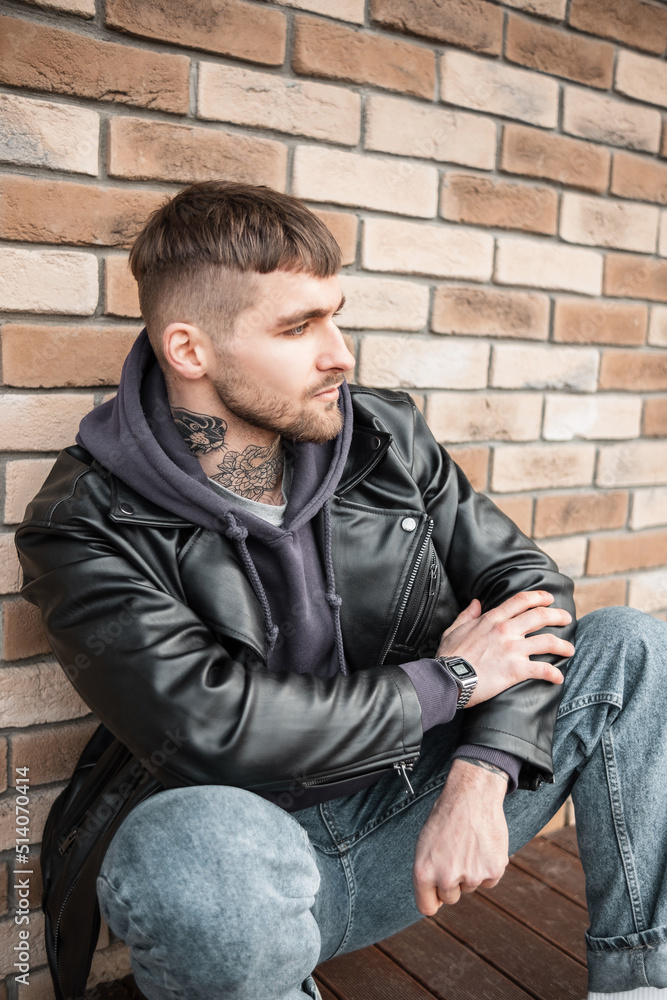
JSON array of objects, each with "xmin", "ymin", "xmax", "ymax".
[{"xmin": 171, "ymin": 407, "xmax": 284, "ymax": 504}]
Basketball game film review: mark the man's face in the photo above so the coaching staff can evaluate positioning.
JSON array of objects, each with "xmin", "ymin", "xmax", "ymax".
[{"xmin": 208, "ymin": 269, "xmax": 355, "ymax": 444}]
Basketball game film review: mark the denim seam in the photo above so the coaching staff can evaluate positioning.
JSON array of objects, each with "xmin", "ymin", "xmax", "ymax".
[
  {"xmin": 601, "ymin": 727, "xmax": 648, "ymax": 939},
  {"xmin": 320, "ymin": 800, "xmax": 356, "ymax": 958},
  {"xmin": 557, "ymin": 692, "xmax": 623, "ymax": 718}
]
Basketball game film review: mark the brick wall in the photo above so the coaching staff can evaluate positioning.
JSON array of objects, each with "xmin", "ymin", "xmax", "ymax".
[{"xmin": 1, "ymin": 0, "xmax": 667, "ymax": 993}]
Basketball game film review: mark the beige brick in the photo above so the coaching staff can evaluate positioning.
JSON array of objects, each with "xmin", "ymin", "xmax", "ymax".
[
  {"xmin": 0, "ymin": 912, "xmax": 46, "ymax": 972},
  {"xmin": 10, "ymin": 719, "xmax": 98, "ymax": 787},
  {"xmin": 631, "ymin": 487, "xmax": 667, "ymax": 530},
  {"xmin": 107, "ymin": 0, "xmax": 286, "ymax": 65},
  {"xmin": 540, "ymin": 535, "xmax": 587, "ymax": 578},
  {"xmin": 628, "ymin": 568, "xmax": 667, "ymax": 615},
  {"xmin": 312, "ymin": 211, "xmax": 357, "ymax": 268},
  {"xmin": 650, "ymin": 306, "xmax": 667, "ymax": 345},
  {"xmin": 563, "ymin": 86, "xmax": 661, "ymax": 153},
  {"xmin": 0, "ymin": 784, "xmax": 62, "ymax": 852},
  {"xmin": 0, "ymin": 739, "xmax": 6, "ymax": 795},
  {"xmin": 370, "ymin": 0, "xmax": 502, "ymax": 53},
  {"xmin": 198, "ymin": 63, "xmax": 359, "ymax": 145},
  {"xmin": 0, "ymin": 662, "xmax": 89, "ymax": 729},
  {"xmin": 427, "ymin": 392, "xmax": 542, "ymax": 442},
  {"xmin": 2, "ymin": 325, "xmax": 139, "ymax": 388},
  {"xmin": 588, "ymin": 529, "xmax": 667, "ymax": 575},
  {"xmin": 0, "ymin": 176, "xmax": 165, "ymax": 250},
  {"xmin": 616, "ymin": 50, "xmax": 667, "ymax": 110},
  {"xmin": 611, "ymin": 151, "xmax": 667, "ymax": 206},
  {"xmin": 293, "ymin": 16, "xmax": 435, "ymax": 100},
  {"xmin": 543, "ymin": 394, "xmax": 641, "ymax": 441},
  {"xmin": 575, "ymin": 577, "xmax": 627, "ymax": 618},
  {"xmin": 501, "ymin": 123, "xmax": 610, "ymax": 194},
  {"xmin": 358, "ymin": 336, "xmax": 489, "ymax": 389},
  {"xmin": 504, "ymin": 0, "xmax": 566, "ymax": 15},
  {"xmin": 22, "ymin": 0, "xmax": 94, "ymax": 14},
  {"xmin": 605, "ymin": 254, "xmax": 667, "ymax": 302},
  {"xmin": 440, "ymin": 173, "xmax": 557, "ymax": 235},
  {"xmin": 432, "ymin": 286, "xmax": 549, "ymax": 340},
  {"xmin": 659, "ymin": 212, "xmax": 667, "ymax": 257},
  {"xmin": 569, "ymin": 0, "xmax": 667, "ymax": 56},
  {"xmin": 0, "ymin": 394, "xmax": 95, "ymax": 452},
  {"xmin": 0, "ymin": 249, "xmax": 98, "ymax": 315},
  {"xmin": 534, "ymin": 491, "xmax": 629, "ymax": 538},
  {"xmin": 13, "ymin": 965, "xmax": 56, "ymax": 1000},
  {"xmin": 489, "ymin": 494, "xmax": 533, "ymax": 535},
  {"xmin": 109, "ymin": 118, "xmax": 287, "ymax": 189},
  {"xmin": 0, "ymin": 93, "xmax": 98, "ymax": 175},
  {"xmin": 491, "ymin": 344, "xmax": 599, "ymax": 391},
  {"xmin": 338, "ymin": 276, "xmax": 429, "ymax": 330},
  {"xmin": 273, "ymin": 0, "xmax": 364, "ymax": 22},
  {"xmin": 644, "ymin": 398, "xmax": 667, "ymax": 438},
  {"xmin": 0, "ymin": 535, "xmax": 21, "ymax": 594},
  {"xmin": 292, "ymin": 146, "xmax": 438, "ymax": 217},
  {"xmin": 599, "ymin": 350, "xmax": 667, "ymax": 391},
  {"xmin": 105, "ymin": 255, "xmax": 141, "ymax": 319},
  {"xmin": 495, "ymin": 237, "xmax": 603, "ymax": 295},
  {"xmin": 2, "ymin": 600, "xmax": 50, "ymax": 660},
  {"xmin": 597, "ymin": 441, "xmax": 667, "ymax": 487},
  {"xmin": 362, "ymin": 218, "xmax": 493, "ymax": 280},
  {"xmin": 553, "ymin": 299, "xmax": 647, "ymax": 346},
  {"xmin": 88, "ymin": 943, "xmax": 132, "ymax": 989},
  {"xmin": 440, "ymin": 50, "xmax": 559, "ymax": 128},
  {"xmin": 447, "ymin": 445, "xmax": 489, "ymax": 491},
  {"xmin": 365, "ymin": 94, "xmax": 496, "ymax": 170},
  {"xmin": 492, "ymin": 444, "xmax": 596, "ymax": 492},
  {"xmin": 560, "ymin": 193, "xmax": 658, "ymax": 253},
  {"xmin": 506, "ymin": 14, "xmax": 613, "ymax": 88},
  {"xmin": 0, "ymin": 15, "xmax": 189, "ymax": 115},
  {"xmin": 0, "ymin": 862, "xmax": 7, "ymax": 916},
  {"xmin": 5, "ymin": 459, "xmax": 56, "ymax": 526}
]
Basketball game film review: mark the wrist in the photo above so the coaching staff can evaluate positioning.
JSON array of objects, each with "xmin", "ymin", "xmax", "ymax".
[{"xmin": 450, "ymin": 756, "xmax": 509, "ymax": 792}]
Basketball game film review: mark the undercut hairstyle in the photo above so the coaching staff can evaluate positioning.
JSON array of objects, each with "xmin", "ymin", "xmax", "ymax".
[{"xmin": 129, "ymin": 181, "xmax": 342, "ymax": 368}]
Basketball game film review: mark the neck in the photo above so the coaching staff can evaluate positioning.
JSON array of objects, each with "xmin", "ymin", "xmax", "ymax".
[{"xmin": 167, "ymin": 383, "xmax": 285, "ymax": 506}]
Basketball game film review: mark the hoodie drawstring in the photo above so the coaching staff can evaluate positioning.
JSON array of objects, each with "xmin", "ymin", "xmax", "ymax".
[{"xmin": 322, "ymin": 499, "xmax": 348, "ymax": 676}]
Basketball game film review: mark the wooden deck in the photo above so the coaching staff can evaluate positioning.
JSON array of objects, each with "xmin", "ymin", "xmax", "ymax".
[{"xmin": 95, "ymin": 826, "xmax": 588, "ymax": 1000}]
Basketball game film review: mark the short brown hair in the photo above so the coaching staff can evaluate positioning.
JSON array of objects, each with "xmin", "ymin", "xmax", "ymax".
[{"xmin": 129, "ymin": 181, "xmax": 342, "ymax": 361}]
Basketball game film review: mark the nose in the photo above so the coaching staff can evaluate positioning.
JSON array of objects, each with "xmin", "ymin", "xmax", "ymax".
[{"xmin": 318, "ymin": 322, "xmax": 356, "ymax": 374}]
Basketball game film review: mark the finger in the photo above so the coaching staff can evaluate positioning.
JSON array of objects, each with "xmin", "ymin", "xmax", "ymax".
[
  {"xmin": 485, "ymin": 590, "xmax": 555, "ymax": 625},
  {"xmin": 521, "ymin": 658, "xmax": 566, "ymax": 685},
  {"xmin": 503, "ymin": 605, "xmax": 572, "ymax": 637},
  {"xmin": 436, "ymin": 884, "xmax": 462, "ymax": 906},
  {"xmin": 414, "ymin": 883, "xmax": 445, "ymax": 916},
  {"xmin": 523, "ymin": 633, "xmax": 576, "ymax": 660},
  {"xmin": 442, "ymin": 598, "xmax": 482, "ymax": 636}
]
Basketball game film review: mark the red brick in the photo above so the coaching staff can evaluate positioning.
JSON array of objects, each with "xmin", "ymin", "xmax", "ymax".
[
  {"xmin": 489, "ymin": 495, "xmax": 533, "ymax": 536},
  {"xmin": 10, "ymin": 719, "xmax": 98, "ymax": 787},
  {"xmin": 599, "ymin": 350, "xmax": 667, "ymax": 391},
  {"xmin": 605, "ymin": 254, "xmax": 667, "ymax": 302},
  {"xmin": 2, "ymin": 600, "xmax": 50, "ymax": 661},
  {"xmin": 643, "ymin": 398, "xmax": 667, "ymax": 437},
  {"xmin": 501, "ymin": 123, "xmax": 610, "ymax": 194},
  {"xmin": 370, "ymin": 0, "xmax": 502, "ymax": 54},
  {"xmin": 106, "ymin": 0, "xmax": 286, "ymax": 66},
  {"xmin": 611, "ymin": 150, "xmax": 667, "ymax": 205},
  {"xmin": 312, "ymin": 211, "xmax": 357, "ymax": 268},
  {"xmin": 108, "ymin": 118, "xmax": 287, "ymax": 189},
  {"xmin": 447, "ymin": 446, "xmax": 489, "ymax": 491},
  {"xmin": 569, "ymin": 0, "xmax": 667, "ymax": 56},
  {"xmin": 0, "ymin": 15, "xmax": 189, "ymax": 114},
  {"xmin": 574, "ymin": 577, "xmax": 627, "ymax": 618},
  {"xmin": 587, "ymin": 529, "xmax": 667, "ymax": 575},
  {"xmin": 105, "ymin": 255, "xmax": 141, "ymax": 318},
  {"xmin": 2, "ymin": 325, "xmax": 139, "ymax": 388},
  {"xmin": 440, "ymin": 173, "xmax": 557, "ymax": 235},
  {"xmin": 553, "ymin": 299, "xmax": 647, "ymax": 346},
  {"xmin": 0, "ymin": 176, "xmax": 165, "ymax": 249},
  {"xmin": 432, "ymin": 286, "xmax": 549, "ymax": 340},
  {"xmin": 533, "ymin": 491, "xmax": 628, "ymax": 538},
  {"xmin": 506, "ymin": 15, "xmax": 613, "ymax": 88}
]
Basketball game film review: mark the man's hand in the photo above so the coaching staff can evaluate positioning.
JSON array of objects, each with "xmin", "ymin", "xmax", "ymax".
[
  {"xmin": 436, "ymin": 590, "xmax": 574, "ymax": 708},
  {"xmin": 413, "ymin": 758, "xmax": 509, "ymax": 915}
]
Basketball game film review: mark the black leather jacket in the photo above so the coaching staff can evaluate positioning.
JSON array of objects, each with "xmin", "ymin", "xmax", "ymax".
[{"xmin": 16, "ymin": 386, "xmax": 575, "ymax": 1000}]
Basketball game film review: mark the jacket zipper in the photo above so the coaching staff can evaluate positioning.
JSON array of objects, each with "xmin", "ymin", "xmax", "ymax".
[
  {"xmin": 401, "ymin": 558, "xmax": 438, "ymax": 648},
  {"xmin": 54, "ymin": 872, "xmax": 82, "ymax": 1000},
  {"xmin": 393, "ymin": 757, "xmax": 418, "ymax": 794},
  {"xmin": 378, "ymin": 517, "xmax": 434, "ymax": 667}
]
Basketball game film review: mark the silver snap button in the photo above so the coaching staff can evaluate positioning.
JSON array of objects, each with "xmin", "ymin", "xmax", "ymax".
[
  {"xmin": 370, "ymin": 436, "xmax": 381, "ymax": 450},
  {"xmin": 119, "ymin": 502, "xmax": 134, "ymax": 515},
  {"xmin": 401, "ymin": 517, "xmax": 417, "ymax": 532}
]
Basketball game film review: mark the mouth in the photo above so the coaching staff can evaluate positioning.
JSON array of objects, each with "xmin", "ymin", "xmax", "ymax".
[{"xmin": 313, "ymin": 380, "xmax": 343, "ymax": 400}]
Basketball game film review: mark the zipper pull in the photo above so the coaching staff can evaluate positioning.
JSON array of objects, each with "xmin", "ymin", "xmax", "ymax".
[
  {"xmin": 58, "ymin": 827, "xmax": 78, "ymax": 855},
  {"xmin": 393, "ymin": 760, "xmax": 415, "ymax": 795}
]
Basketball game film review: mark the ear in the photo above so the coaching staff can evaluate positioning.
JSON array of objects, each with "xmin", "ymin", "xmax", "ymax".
[{"xmin": 162, "ymin": 322, "xmax": 214, "ymax": 381}]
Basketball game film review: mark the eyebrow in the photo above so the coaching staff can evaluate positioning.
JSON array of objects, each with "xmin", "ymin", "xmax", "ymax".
[{"xmin": 273, "ymin": 294, "xmax": 346, "ymax": 330}]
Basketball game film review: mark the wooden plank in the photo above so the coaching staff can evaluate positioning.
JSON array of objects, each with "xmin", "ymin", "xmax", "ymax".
[
  {"xmin": 314, "ymin": 982, "xmax": 343, "ymax": 1000},
  {"xmin": 316, "ymin": 945, "xmax": 436, "ymax": 1000},
  {"xmin": 479, "ymin": 863, "xmax": 588, "ymax": 963},
  {"xmin": 377, "ymin": 916, "xmax": 535, "ymax": 1000},
  {"xmin": 433, "ymin": 892, "xmax": 588, "ymax": 1000},
  {"xmin": 511, "ymin": 839, "xmax": 587, "ymax": 908},
  {"xmin": 544, "ymin": 824, "xmax": 580, "ymax": 859}
]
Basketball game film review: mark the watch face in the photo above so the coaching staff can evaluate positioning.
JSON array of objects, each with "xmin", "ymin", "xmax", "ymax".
[{"xmin": 451, "ymin": 661, "xmax": 470, "ymax": 677}]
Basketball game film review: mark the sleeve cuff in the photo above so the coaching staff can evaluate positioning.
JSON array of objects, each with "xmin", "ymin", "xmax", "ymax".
[
  {"xmin": 398, "ymin": 657, "xmax": 459, "ymax": 731},
  {"xmin": 453, "ymin": 743, "xmax": 522, "ymax": 795}
]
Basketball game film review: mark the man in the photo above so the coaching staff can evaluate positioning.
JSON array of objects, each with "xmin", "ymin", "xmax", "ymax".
[{"xmin": 15, "ymin": 182, "xmax": 667, "ymax": 1000}]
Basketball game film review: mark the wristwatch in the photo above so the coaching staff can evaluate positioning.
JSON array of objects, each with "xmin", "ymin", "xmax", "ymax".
[{"xmin": 434, "ymin": 655, "xmax": 478, "ymax": 709}]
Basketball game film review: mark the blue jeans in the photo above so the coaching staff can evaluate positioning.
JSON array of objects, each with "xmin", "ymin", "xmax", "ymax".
[{"xmin": 97, "ymin": 607, "xmax": 667, "ymax": 997}]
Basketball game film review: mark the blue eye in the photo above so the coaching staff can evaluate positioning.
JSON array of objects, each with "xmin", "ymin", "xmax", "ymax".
[{"xmin": 285, "ymin": 324, "xmax": 307, "ymax": 337}]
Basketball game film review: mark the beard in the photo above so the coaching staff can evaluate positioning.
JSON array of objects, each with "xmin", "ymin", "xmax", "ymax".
[{"xmin": 209, "ymin": 361, "xmax": 344, "ymax": 445}]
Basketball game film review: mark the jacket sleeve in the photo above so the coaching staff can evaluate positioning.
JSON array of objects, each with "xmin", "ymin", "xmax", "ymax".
[
  {"xmin": 410, "ymin": 403, "xmax": 576, "ymax": 789},
  {"xmin": 14, "ymin": 450, "xmax": 422, "ymax": 794}
]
